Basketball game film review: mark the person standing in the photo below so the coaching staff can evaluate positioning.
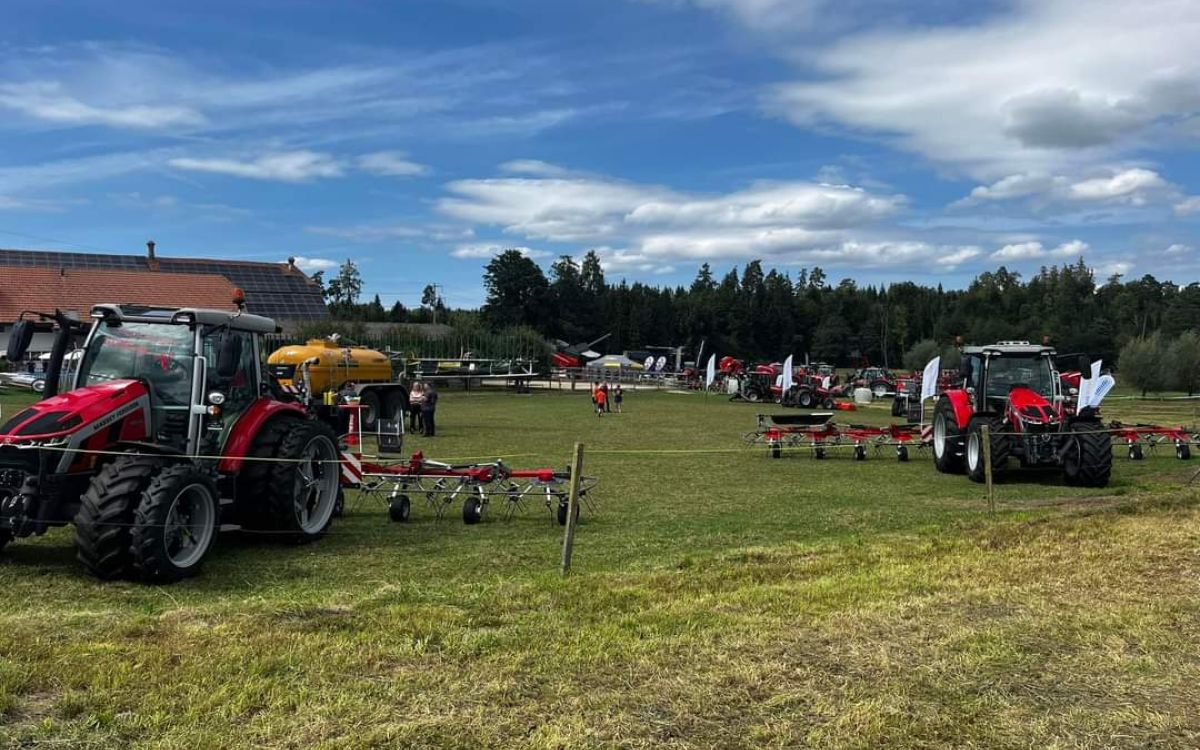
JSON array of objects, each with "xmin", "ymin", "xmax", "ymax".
[
  {"xmin": 591, "ymin": 380, "xmax": 600, "ymax": 412},
  {"xmin": 408, "ymin": 381, "xmax": 425, "ymax": 434},
  {"xmin": 594, "ymin": 383, "xmax": 607, "ymax": 417},
  {"xmin": 614, "ymin": 384, "xmax": 624, "ymax": 413},
  {"xmin": 422, "ymin": 383, "xmax": 438, "ymax": 436},
  {"xmin": 601, "ymin": 381, "xmax": 611, "ymax": 413}
]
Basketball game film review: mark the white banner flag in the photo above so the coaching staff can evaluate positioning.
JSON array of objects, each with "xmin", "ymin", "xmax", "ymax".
[
  {"xmin": 920, "ymin": 356, "xmax": 941, "ymax": 402},
  {"xmin": 704, "ymin": 354, "xmax": 716, "ymax": 388},
  {"xmin": 1088, "ymin": 374, "xmax": 1114, "ymax": 407},
  {"xmin": 782, "ymin": 354, "xmax": 794, "ymax": 392}
]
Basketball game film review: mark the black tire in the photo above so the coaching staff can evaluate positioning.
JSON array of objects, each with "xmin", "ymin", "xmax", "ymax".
[
  {"xmin": 360, "ymin": 390, "xmax": 382, "ymax": 432},
  {"xmin": 932, "ymin": 396, "xmax": 965, "ymax": 474},
  {"xmin": 0, "ymin": 467, "xmax": 27, "ymax": 552},
  {"xmin": 1064, "ymin": 421, "xmax": 1112, "ymax": 487},
  {"xmin": 871, "ymin": 381, "xmax": 890, "ymax": 399},
  {"xmin": 1177, "ymin": 443, "xmax": 1192, "ymax": 460},
  {"xmin": 746, "ymin": 390, "xmax": 760, "ymax": 403},
  {"xmin": 1128, "ymin": 443, "xmax": 1144, "ymax": 461},
  {"xmin": 389, "ymin": 494, "xmax": 411, "ymax": 523},
  {"xmin": 891, "ymin": 397, "xmax": 904, "ymax": 417},
  {"xmin": 965, "ymin": 416, "xmax": 1009, "ymax": 484},
  {"xmin": 238, "ymin": 414, "xmax": 304, "ymax": 528},
  {"xmin": 75, "ymin": 455, "xmax": 162, "ymax": 580},
  {"xmin": 130, "ymin": 465, "xmax": 219, "ymax": 583},
  {"xmin": 813, "ymin": 446, "xmax": 826, "ymax": 460},
  {"xmin": 853, "ymin": 445, "xmax": 866, "ymax": 461},
  {"xmin": 463, "ymin": 496, "xmax": 483, "ymax": 525},
  {"xmin": 556, "ymin": 495, "xmax": 579, "ymax": 526},
  {"xmin": 822, "ymin": 397, "xmax": 835, "ymax": 409},
  {"xmin": 798, "ymin": 390, "xmax": 814, "ymax": 408},
  {"xmin": 263, "ymin": 420, "xmax": 342, "ymax": 543},
  {"xmin": 896, "ymin": 445, "xmax": 909, "ymax": 462},
  {"xmin": 770, "ymin": 443, "xmax": 782, "ymax": 459},
  {"xmin": 333, "ymin": 488, "xmax": 346, "ymax": 517}
]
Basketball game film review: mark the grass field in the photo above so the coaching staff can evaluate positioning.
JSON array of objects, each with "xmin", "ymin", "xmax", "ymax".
[{"xmin": 2, "ymin": 385, "xmax": 1199, "ymax": 748}]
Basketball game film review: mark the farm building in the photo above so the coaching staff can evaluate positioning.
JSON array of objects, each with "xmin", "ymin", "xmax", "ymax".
[{"xmin": 0, "ymin": 242, "xmax": 328, "ymax": 355}]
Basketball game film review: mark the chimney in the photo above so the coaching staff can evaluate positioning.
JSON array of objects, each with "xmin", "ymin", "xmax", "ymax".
[
  {"xmin": 147, "ymin": 240, "xmax": 156, "ymax": 261},
  {"xmin": 287, "ymin": 256, "xmax": 296, "ymax": 272}
]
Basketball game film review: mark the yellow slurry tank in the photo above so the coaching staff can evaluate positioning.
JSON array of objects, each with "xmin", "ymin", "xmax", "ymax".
[{"xmin": 267, "ymin": 338, "xmax": 393, "ymax": 394}]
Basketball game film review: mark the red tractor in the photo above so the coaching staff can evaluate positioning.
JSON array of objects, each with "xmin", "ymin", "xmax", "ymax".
[
  {"xmin": 931, "ymin": 341, "xmax": 1112, "ymax": 486},
  {"xmin": 0, "ymin": 303, "xmax": 345, "ymax": 582}
]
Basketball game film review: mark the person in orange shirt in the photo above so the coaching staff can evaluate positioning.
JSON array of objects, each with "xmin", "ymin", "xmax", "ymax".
[{"xmin": 594, "ymin": 383, "xmax": 607, "ymax": 417}]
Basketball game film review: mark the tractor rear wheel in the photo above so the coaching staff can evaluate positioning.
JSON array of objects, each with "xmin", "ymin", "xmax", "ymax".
[
  {"xmin": 966, "ymin": 416, "xmax": 1009, "ymax": 483},
  {"xmin": 1063, "ymin": 421, "xmax": 1112, "ymax": 487},
  {"xmin": 130, "ymin": 465, "xmax": 219, "ymax": 583},
  {"xmin": 263, "ymin": 420, "xmax": 342, "ymax": 543},
  {"xmin": 75, "ymin": 455, "xmax": 162, "ymax": 579},
  {"xmin": 0, "ymin": 468, "xmax": 26, "ymax": 552},
  {"xmin": 932, "ymin": 397, "xmax": 965, "ymax": 474},
  {"xmin": 238, "ymin": 414, "xmax": 304, "ymax": 528}
]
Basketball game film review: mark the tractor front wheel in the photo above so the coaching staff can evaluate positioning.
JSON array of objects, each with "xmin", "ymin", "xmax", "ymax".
[
  {"xmin": 932, "ymin": 397, "xmax": 965, "ymax": 474},
  {"xmin": 130, "ymin": 465, "xmax": 219, "ymax": 583},
  {"xmin": 798, "ymin": 390, "xmax": 814, "ymax": 409},
  {"xmin": 75, "ymin": 455, "xmax": 162, "ymax": 579},
  {"xmin": 965, "ymin": 416, "xmax": 1009, "ymax": 483},
  {"xmin": 1063, "ymin": 421, "xmax": 1112, "ymax": 487}
]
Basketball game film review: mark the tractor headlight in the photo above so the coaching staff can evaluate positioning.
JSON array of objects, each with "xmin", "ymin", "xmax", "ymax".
[{"xmin": 207, "ymin": 392, "xmax": 226, "ymax": 406}]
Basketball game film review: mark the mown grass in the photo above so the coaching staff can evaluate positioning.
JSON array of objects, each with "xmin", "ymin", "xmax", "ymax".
[{"xmin": 1, "ymin": 385, "xmax": 1199, "ymax": 748}]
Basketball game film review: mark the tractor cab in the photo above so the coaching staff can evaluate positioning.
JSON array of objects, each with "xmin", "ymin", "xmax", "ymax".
[
  {"xmin": 958, "ymin": 342, "xmax": 1062, "ymax": 418},
  {"xmin": 74, "ymin": 305, "xmax": 275, "ymax": 454}
]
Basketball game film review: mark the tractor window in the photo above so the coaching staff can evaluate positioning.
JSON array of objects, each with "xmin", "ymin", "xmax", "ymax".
[
  {"xmin": 203, "ymin": 330, "xmax": 259, "ymax": 416},
  {"xmin": 78, "ymin": 322, "xmax": 194, "ymax": 405},
  {"xmin": 986, "ymin": 355, "xmax": 1054, "ymax": 400}
]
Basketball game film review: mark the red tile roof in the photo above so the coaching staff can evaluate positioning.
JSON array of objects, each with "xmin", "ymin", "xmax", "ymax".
[{"xmin": 0, "ymin": 266, "xmax": 240, "ymax": 322}]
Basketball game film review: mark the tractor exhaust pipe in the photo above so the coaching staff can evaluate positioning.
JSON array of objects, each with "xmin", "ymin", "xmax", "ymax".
[{"xmin": 40, "ymin": 311, "xmax": 77, "ymax": 400}]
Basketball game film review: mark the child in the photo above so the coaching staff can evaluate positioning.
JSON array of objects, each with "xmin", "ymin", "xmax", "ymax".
[{"xmin": 594, "ymin": 383, "xmax": 607, "ymax": 417}]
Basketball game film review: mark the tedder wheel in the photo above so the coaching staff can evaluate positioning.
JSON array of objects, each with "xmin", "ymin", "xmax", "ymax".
[
  {"xmin": 359, "ymin": 390, "xmax": 382, "ymax": 432},
  {"xmin": 965, "ymin": 416, "xmax": 1009, "ymax": 484},
  {"xmin": 1177, "ymin": 443, "xmax": 1192, "ymax": 460},
  {"xmin": 771, "ymin": 443, "xmax": 782, "ymax": 459},
  {"xmin": 75, "ymin": 455, "xmax": 163, "ymax": 579},
  {"xmin": 333, "ymin": 488, "xmax": 346, "ymax": 518},
  {"xmin": 463, "ymin": 496, "xmax": 484, "ymax": 525},
  {"xmin": 896, "ymin": 445, "xmax": 909, "ymax": 462},
  {"xmin": 130, "ymin": 464, "xmax": 219, "ymax": 583},
  {"xmin": 389, "ymin": 494, "xmax": 411, "ymax": 523},
  {"xmin": 813, "ymin": 446, "xmax": 826, "ymax": 460},
  {"xmin": 263, "ymin": 419, "xmax": 342, "ymax": 543},
  {"xmin": 1063, "ymin": 420, "xmax": 1113, "ymax": 487},
  {"xmin": 853, "ymin": 445, "xmax": 867, "ymax": 461},
  {"xmin": 1128, "ymin": 443, "xmax": 1144, "ymax": 461},
  {"xmin": 932, "ymin": 397, "xmax": 965, "ymax": 474},
  {"xmin": 891, "ymin": 397, "xmax": 904, "ymax": 418},
  {"xmin": 556, "ymin": 494, "xmax": 579, "ymax": 526}
]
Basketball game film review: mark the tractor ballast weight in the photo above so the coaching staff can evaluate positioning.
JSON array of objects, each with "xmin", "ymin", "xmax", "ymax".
[
  {"xmin": 1, "ymin": 303, "xmax": 345, "ymax": 582},
  {"xmin": 929, "ymin": 341, "xmax": 1112, "ymax": 486}
]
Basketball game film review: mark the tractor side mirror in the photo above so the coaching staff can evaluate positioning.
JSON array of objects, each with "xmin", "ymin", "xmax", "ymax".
[
  {"xmin": 1076, "ymin": 355, "xmax": 1092, "ymax": 373},
  {"xmin": 6, "ymin": 320, "xmax": 34, "ymax": 362},
  {"xmin": 216, "ymin": 333, "xmax": 242, "ymax": 379}
]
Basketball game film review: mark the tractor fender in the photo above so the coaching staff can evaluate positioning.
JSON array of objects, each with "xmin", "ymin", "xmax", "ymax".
[
  {"xmin": 943, "ymin": 390, "xmax": 975, "ymax": 430},
  {"xmin": 218, "ymin": 397, "xmax": 308, "ymax": 473}
]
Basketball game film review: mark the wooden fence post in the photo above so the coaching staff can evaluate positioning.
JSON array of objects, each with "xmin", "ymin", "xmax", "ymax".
[
  {"xmin": 982, "ymin": 424, "xmax": 995, "ymax": 512},
  {"xmin": 561, "ymin": 442, "xmax": 585, "ymax": 576}
]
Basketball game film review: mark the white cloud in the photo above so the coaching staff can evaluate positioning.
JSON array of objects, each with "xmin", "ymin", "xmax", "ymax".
[
  {"xmin": 992, "ymin": 242, "xmax": 1046, "ymax": 260},
  {"xmin": 305, "ymin": 223, "xmax": 470, "ymax": 242},
  {"xmin": 1093, "ymin": 260, "xmax": 1134, "ymax": 277},
  {"xmin": 357, "ymin": 151, "xmax": 429, "ymax": 177},
  {"xmin": 768, "ymin": 0, "xmax": 1200, "ymax": 178},
  {"xmin": 1050, "ymin": 239, "xmax": 1089, "ymax": 257},
  {"xmin": 0, "ymin": 82, "xmax": 205, "ymax": 129},
  {"xmin": 652, "ymin": 0, "xmax": 818, "ymax": 30},
  {"xmin": 1066, "ymin": 168, "xmax": 1166, "ymax": 203},
  {"xmin": 288, "ymin": 256, "xmax": 339, "ymax": 272},
  {"xmin": 961, "ymin": 168, "xmax": 1173, "ymax": 208},
  {"xmin": 451, "ymin": 244, "xmax": 551, "ymax": 259},
  {"xmin": 1165, "ymin": 243, "xmax": 1192, "ymax": 255},
  {"xmin": 498, "ymin": 159, "xmax": 570, "ymax": 176},
  {"xmin": 1176, "ymin": 196, "xmax": 1200, "ymax": 216},
  {"xmin": 964, "ymin": 173, "xmax": 1058, "ymax": 203},
  {"xmin": 169, "ymin": 151, "xmax": 344, "ymax": 182}
]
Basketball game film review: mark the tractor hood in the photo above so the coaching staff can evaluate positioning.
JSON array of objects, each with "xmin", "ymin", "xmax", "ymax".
[
  {"xmin": 0, "ymin": 380, "xmax": 149, "ymax": 442},
  {"xmin": 1008, "ymin": 386, "xmax": 1056, "ymax": 424}
]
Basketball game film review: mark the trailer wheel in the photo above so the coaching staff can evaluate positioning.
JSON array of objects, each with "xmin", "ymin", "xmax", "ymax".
[
  {"xmin": 932, "ymin": 397, "xmax": 965, "ymax": 474},
  {"xmin": 359, "ymin": 390, "xmax": 382, "ymax": 432},
  {"xmin": 463, "ymin": 496, "xmax": 484, "ymax": 525},
  {"xmin": 556, "ymin": 494, "xmax": 579, "ymax": 526},
  {"xmin": 75, "ymin": 455, "xmax": 162, "ymax": 580},
  {"xmin": 1177, "ymin": 443, "xmax": 1192, "ymax": 460},
  {"xmin": 965, "ymin": 416, "xmax": 1009, "ymax": 484},
  {"xmin": 130, "ymin": 465, "xmax": 219, "ymax": 583},
  {"xmin": 1064, "ymin": 421, "xmax": 1112, "ymax": 487},
  {"xmin": 1128, "ymin": 443, "xmax": 1144, "ymax": 461},
  {"xmin": 388, "ymin": 494, "xmax": 411, "ymax": 522},
  {"xmin": 264, "ymin": 420, "xmax": 342, "ymax": 543}
]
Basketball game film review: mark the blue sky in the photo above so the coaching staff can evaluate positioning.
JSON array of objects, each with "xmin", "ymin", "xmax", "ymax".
[{"xmin": 1, "ymin": 0, "xmax": 1198, "ymax": 309}]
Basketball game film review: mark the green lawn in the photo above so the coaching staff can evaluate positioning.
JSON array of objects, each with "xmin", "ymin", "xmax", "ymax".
[{"xmin": 2, "ymin": 386, "xmax": 1199, "ymax": 748}]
